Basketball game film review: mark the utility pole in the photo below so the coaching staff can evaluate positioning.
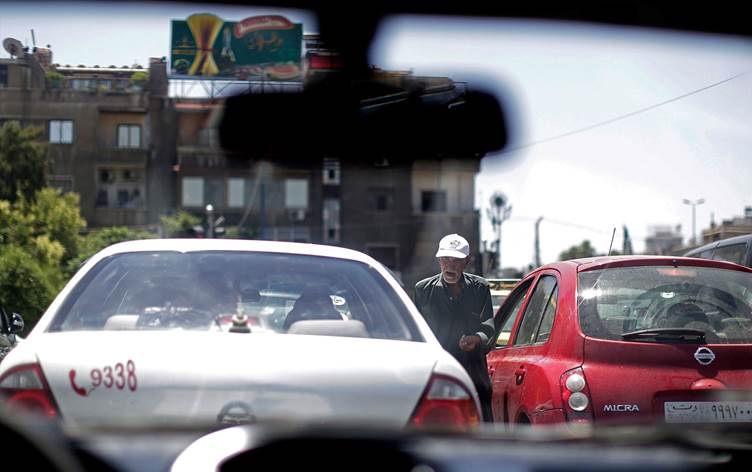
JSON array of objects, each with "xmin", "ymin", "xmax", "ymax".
[
  {"xmin": 487, "ymin": 192, "xmax": 512, "ymax": 276},
  {"xmin": 534, "ymin": 216, "xmax": 543, "ymax": 268}
]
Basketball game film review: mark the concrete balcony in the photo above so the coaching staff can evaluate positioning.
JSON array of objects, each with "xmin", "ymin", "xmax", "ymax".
[
  {"xmin": 177, "ymin": 146, "xmax": 227, "ymax": 168},
  {"xmin": 96, "ymin": 148, "xmax": 149, "ymax": 165}
]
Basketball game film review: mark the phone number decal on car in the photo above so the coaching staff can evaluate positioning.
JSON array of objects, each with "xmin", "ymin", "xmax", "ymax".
[{"xmin": 69, "ymin": 360, "xmax": 138, "ymax": 397}]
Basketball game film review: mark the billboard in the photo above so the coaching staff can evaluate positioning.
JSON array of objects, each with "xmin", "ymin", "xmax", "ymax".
[{"xmin": 171, "ymin": 14, "xmax": 303, "ymax": 81}]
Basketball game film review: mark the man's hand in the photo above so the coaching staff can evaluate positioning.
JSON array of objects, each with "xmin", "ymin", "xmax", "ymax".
[{"xmin": 459, "ymin": 334, "xmax": 481, "ymax": 352}]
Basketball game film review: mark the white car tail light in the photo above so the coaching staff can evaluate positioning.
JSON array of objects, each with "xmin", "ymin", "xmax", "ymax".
[
  {"xmin": 409, "ymin": 374, "xmax": 480, "ymax": 431},
  {"xmin": 0, "ymin": 364, "xmax": 59, "ymax": 418},
  {"xmin": 560, "ymin": 368, "xmax": 593, "ymax": 423}
]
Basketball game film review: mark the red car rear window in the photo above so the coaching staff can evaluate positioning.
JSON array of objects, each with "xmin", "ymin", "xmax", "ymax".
[{"xmin": 577, "ymin": 266, "xmax": 752, "ymax": 344}]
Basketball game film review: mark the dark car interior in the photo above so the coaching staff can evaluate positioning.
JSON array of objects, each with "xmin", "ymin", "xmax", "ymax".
[{"xmin": 1, "ymin": 1, "xmax": 751, "ymax": 471}]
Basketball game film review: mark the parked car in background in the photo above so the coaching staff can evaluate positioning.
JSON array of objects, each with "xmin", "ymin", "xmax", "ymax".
[
  {"xmin": 487, "ymin": 278, "xmax": 521, "ymax": 314},
  {"xmin": 684, "ymin": 234, "xmax": 752, "ymax": 268},
  {"xmin": 0, "ymin": 306, "xmax": 23, "ymax": 362},
  {"xmin": 0, "ymin": 239, "xmax": 480, "ymax": 429},
  {"xmin": 488, "ymin": 256, "xmax": 752, "ymax": 427}
]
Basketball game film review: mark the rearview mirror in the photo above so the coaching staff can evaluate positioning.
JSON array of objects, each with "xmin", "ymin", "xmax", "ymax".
[{"xmin": 219, "ymin": 76, "xmax": 507, "ymax": 165}]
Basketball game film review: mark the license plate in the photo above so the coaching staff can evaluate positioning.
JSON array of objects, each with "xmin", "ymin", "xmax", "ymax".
[{"xmin": 665, "ymin": 401, "xmax": 752, "ymax": 423}]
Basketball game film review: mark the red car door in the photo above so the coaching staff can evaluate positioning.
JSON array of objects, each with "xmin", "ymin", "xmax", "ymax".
[
  {"xmin": 487, "ymin": 277, "xmax": 532, "ymax": 423},
  {"xmin": 488, "ymin": 272, "xmax": 560, "ymax": 426}
]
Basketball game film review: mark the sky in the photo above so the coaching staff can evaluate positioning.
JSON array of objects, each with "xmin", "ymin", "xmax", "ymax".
[{"xmin": 3, "ymin": 3, "xmax": 752, "ymax": 269}]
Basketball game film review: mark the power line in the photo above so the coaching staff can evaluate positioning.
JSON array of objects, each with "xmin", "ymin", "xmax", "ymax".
[
  {"xmin": 495, "ymin": 70, "xmax": 751, "ymax": 155},
  {"xmin": 506, "ymin": 216, "xmax": 651, "ymax": 242}
]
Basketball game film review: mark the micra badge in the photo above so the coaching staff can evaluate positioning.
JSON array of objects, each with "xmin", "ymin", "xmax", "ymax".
[{"xmin": 694, "ymin": 347, "xmax": 716, "ymax": 366}]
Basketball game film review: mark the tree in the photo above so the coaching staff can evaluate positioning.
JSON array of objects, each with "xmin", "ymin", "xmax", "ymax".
[
  {"xmin": 161, "ymin": 211, "xmax": 201, "ymax": 237},
  {"xmin": 559, "ymin": 240, "xmax": 597, "ymax": 260},
  {"xmin": 66, "ymin": 226, "xmax": 155, "ymax": 276},
  {"xmin": 24, "ymin": 188, "xmax": 86, "ymax": 263},
  {"xmin": 0, "ymin": 246, "xmax": 60, "ymax": 335},
  {"xmin": 0, "ymin": 121, "xmax": 49, "ymax": 203}
]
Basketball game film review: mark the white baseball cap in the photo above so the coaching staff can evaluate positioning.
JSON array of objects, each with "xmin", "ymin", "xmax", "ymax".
[{"xmin": 435, "ymin": 233, "xmax": 470, "ymax": 259}]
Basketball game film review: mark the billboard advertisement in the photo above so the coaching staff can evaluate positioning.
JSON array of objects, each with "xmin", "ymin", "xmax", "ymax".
[{"xmin": 171, "ymin": 14, "xmax": 303, "ymax": 81}]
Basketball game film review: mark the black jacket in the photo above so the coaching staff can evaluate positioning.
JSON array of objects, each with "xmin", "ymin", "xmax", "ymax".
[{"xmin": 413, "ymin": 273, "xmax": 495, "ymax": 392}]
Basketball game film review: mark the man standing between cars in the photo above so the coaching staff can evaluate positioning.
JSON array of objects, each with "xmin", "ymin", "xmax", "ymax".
[{"xmin": 414, "ymin": 233, "xmax": 495, "ymax": 422}]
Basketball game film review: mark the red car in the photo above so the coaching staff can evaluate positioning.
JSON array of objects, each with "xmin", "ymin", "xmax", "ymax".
[{"xmin": 488, "ymin": 256, "xmax": 752, "ymax": 427}]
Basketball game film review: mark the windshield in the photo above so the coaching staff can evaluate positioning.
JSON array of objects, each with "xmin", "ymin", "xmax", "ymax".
[
  {"xmin": 2, "ymin": 0, "xmax": 752, "ymax": 465},
  {"xmin": 578, "ymin": 265, "xmax": 752, "ymax": 343},
  {"xmin": 49, "ymin": 251, "xmax": 418, "ymax": 340}
]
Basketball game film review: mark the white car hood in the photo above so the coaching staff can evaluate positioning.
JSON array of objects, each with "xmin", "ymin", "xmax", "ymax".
[{"xmin": 26, "ymin": 331, "xmax": 449, "ymax": 428}]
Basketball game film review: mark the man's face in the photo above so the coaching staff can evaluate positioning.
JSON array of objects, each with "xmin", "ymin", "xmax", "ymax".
[{"xmin": 438, "ymin": 256, "xmax": 468, "ymax": 285}]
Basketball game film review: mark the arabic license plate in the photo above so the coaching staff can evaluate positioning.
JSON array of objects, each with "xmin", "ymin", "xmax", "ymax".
[{"xmin": 665, "ymin": 402, "xmax": 752, "ymax": 423}]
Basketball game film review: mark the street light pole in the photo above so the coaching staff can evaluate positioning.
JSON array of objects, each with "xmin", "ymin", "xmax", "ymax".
[
  {"xmin": 682, "ymin": 198, "xmax": 705, "ymax": 246},
  {"xmin": 206, "ymin": 204, "xmax": 214, "ymax": 238}
]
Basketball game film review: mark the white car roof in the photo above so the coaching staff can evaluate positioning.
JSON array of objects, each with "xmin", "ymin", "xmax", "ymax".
[{"xmin": 95, "ymin": 238, "xmax": 378, "ymax": 264}]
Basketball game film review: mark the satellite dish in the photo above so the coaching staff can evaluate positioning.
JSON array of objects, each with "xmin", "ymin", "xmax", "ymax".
[{"xmin": 3, "ymin": 38, "xmax": 24, "ymax": 58}]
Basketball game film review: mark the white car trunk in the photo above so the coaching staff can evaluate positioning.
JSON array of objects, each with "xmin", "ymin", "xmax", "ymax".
[{"xmin": 33, "ymin": 331, "xmax": 438, "ymax": 428}]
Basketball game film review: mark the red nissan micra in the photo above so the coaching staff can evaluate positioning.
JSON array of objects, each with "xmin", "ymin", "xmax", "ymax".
[{"xmin": 487, "ymin": 256, "xmax": 752, "ymax": 427}]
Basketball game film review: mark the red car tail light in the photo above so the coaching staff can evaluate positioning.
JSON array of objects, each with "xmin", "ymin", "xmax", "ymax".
[
  {"xmin": 409, "ymin": 374, "xmax": 480, "ymax": 431},
  {"xmin": 560, "ymin": 368, "xmax": 593, "ymax": 424},
  {"xmin": 0, "ymin": 364, "xmax": 59, "ymax": 419}
]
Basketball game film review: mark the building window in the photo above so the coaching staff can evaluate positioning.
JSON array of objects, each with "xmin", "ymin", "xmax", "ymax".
[
  {"xmin": 421, "ymin": 190, "xmax": 447, "ymax": 212},
  {"xmin": 228, "ymin": 178, "xmax": 245, "ymax": 208},
  {"xmin": 323, "ymin": 157, "xmax": 341, "ymax": 185},
  {"xmin": 205, "ymin": 177, "xmax": 225, "ymax": 209},
  {"xmin": 182, "ymin": 177, "xmax": 204, "ymax": 207},
  {"xmin": 117, "ymin": 124, "xmax": 141, "ymax": 148},
  {"xmin": 368, "ymin": 187, "xmax": 394, "ymax": 212},
  {"xmin": 0, "ymin": 65, "xmax": 7, "ymax": 88},
  {"xmin": 285, "ymin": 179, "xmax": 309, "ymax": 209},
  {"xmin": 96, "ymin": 166, "xmax": 144, "ymax": 209},
  {"xmin": 121, "ymin": 168, "xmax": 140, "ymax": 182},
  {"xmin": 198, "ymin": 128, "xmax": 219, "ymax": 148},
  {"xmin": 323, "ymin": 198, "xmax": 341, "ymax": 244},
  {"xmin": 49, "ymin": 120, "xmax": 73, "ymax": 144}
]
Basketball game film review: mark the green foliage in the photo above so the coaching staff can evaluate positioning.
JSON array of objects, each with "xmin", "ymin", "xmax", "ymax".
[
  {"xmin": 224, "ymin": 226, "xmax": 258, "ymax": 239},
  {"xmin": 131, "ymin": 71, "xmax": 148, "ymax": 83},
  {"xmin": 66, "ymin": 226, "xmax": 155, "ymax": 276},
  {"xmin": 0, "ymin": 125, "xmax": 89, "ymax": 333},
  {"xmin": 558, "ymin": 240, "xmax": 623, "ymax": 261},
  {"xmin": 130, "ymin": 71, "xmax": 148, "ymax": 91},
  {"xmin": 45, "ymin": 71, "xmax": 65, "ymax": 88},
  {"xmin": 0, "ymin": 121, "xmax": 49, "ymax": 203},
  {"xmin": 0, "ymin": 245, "xmax": 60, "ymax": 335},
  {"xmin": 23, "ymin": 188, "xmax": 86, "ymax": 263},
  {"xmin": 161, "ymin": 211, "xmax": 200, "ymax": 237},
  {"xmin": 559, "ymin": 240, "xmax": 597, "ymax": 261}
]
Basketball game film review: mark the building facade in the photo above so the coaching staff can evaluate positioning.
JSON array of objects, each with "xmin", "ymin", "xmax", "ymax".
[
  {"xmin": 644, "ymin": 225, "xmax": 684, "ymax": 255},
  {"xmin": 0, "ymin": 48, "xmax": 174, "ymax": 228},
  {"xmin": 2, "ymin": 44, "xmax": 482, "ymax": 290},
  {"xmin": 700, "ymin": 207, "xmax": 752, "ymax": 244}
]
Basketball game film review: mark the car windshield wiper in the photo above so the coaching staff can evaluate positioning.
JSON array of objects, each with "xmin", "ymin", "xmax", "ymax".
[{"xmin": 621, "ymin": 328, "xmax": 707, "ymax": 343}]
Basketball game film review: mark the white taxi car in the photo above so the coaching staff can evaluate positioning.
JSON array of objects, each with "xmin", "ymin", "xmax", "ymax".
[{"xmin": 0, "ymin": 239, "xmax": 480, "ymax": 430}]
